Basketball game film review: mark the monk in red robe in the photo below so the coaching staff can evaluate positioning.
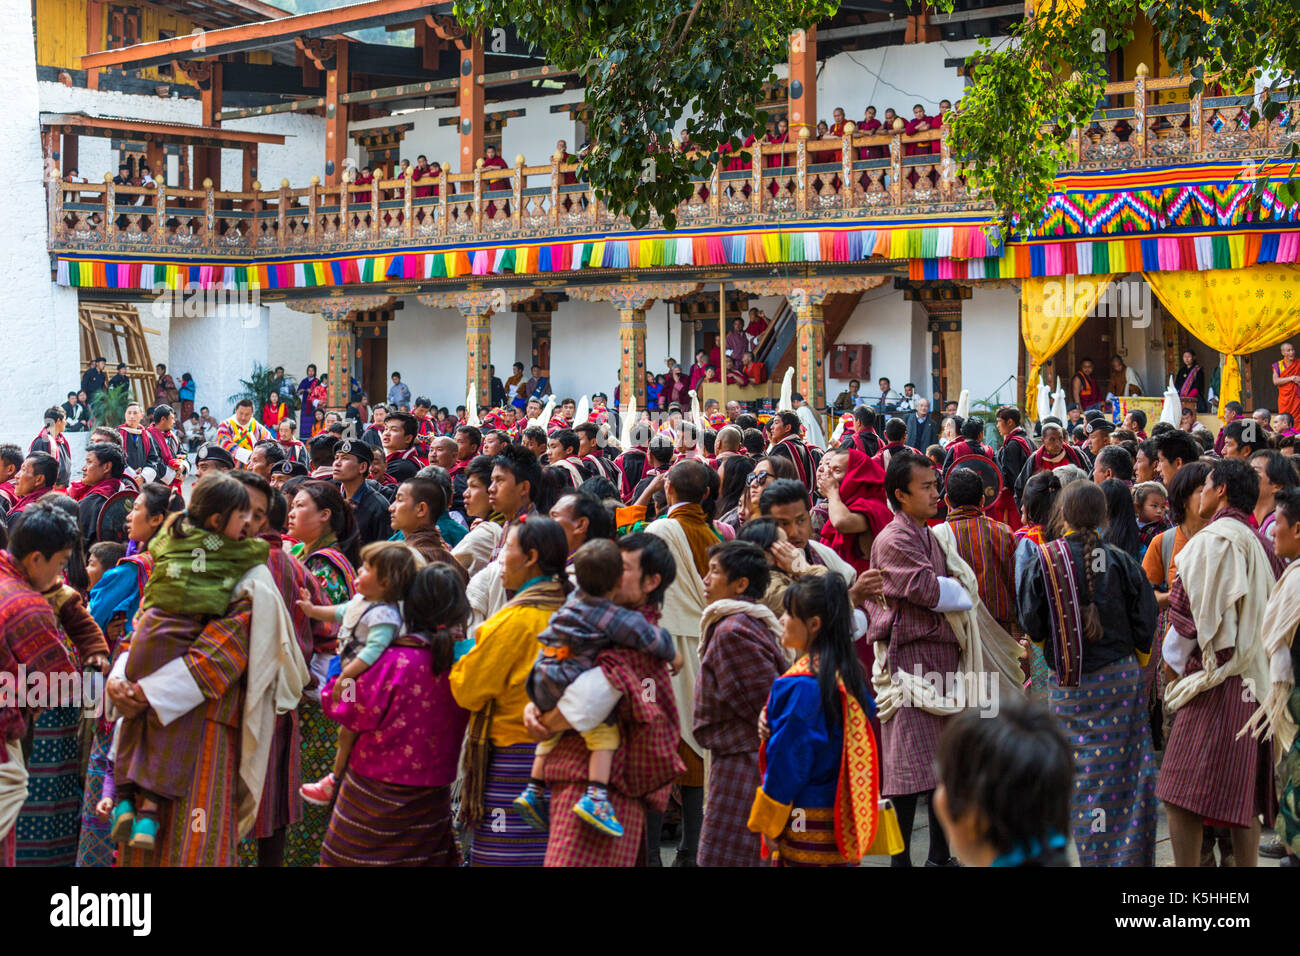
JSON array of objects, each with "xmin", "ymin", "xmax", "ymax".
[
  {"xmin": 482, "ymin": 145, "xmax": 510, "ymax": 219},
  {"xmin": 859, "ymin": 105, "xmax": 885, "ymax": 159},
  {"xmin": 1273, "ymin": 341, "xmax": 1300, "ymax": 423},
  {"xmin": 1072, "ymin": 357, "xmax": 1103, "ymax": 412}
]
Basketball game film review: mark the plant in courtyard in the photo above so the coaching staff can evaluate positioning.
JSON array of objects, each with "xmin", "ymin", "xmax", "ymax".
[{"xmin": 90, "ymin": 382, "xmax": 131, "ymax": 427}]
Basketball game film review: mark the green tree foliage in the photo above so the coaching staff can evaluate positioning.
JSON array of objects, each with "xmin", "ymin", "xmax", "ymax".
[{"xmin": 454, "ymin": 0, "xmax": 835, "ymax": 229}]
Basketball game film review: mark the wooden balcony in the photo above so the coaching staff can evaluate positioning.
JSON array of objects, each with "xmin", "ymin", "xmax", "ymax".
[{"xmin": 47, "ymin": 75, "xmax": 1300, "ymax": 261}]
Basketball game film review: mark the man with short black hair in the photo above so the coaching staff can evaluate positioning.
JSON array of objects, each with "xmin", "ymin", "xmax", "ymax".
[
  {"xmin": 548, "ymin": 428, "xmax": 587, "ymax": 488},
  {"xmin": 71, "ymin": 443, "xmax": 132, "ymax": 548},
  {"xmin": 62, "ymin": 391, "xmax": 88, "ymax": 433},
  {"xmin": 767, "ymin": 410, "xmax": 818, "ymax": 487},
  {"xmin": 362, "ymin": 403, "xmax": 388, "ymax": 450},
  {"xmin": 0, "ymin": 445, "xmax": 23, "ymax": 513},
  {"xmin": 875, "ymin": 418, "xmax": 909, "ymax": 470},
  {"xmin": 389, "ymin": 476, "xmax": 466, "ymax": 581},
  {"xmin": 145, "ymin": 404, "xmax": 187, "ymax": 492},
  {"xmin": 757, "ymin": 478, "xmax": 856, "ymax": 583},
  {"xmin": 1093, "ymin": 444, "xmax": 1135, "ymax": 484},
  {"xmin": 1155, "ymin": 430, "xmax": 1203, "ymax": 487},
  {"xmin": 520, "ymin": 426, "xmax": 548, "ymax": 458},
  {"xmin": 7, "ymin": 452, "xmax": 59, "ymax": 527},
  {"xmin": 307, "ymin": 433, "xmax": 339, "ymax": 478},
  {"xmin": 381, "ymin": 410, "xmax": 423, "ymax": 483},
  {"xmin": 1221, "ymin": 419, "xmax": 1263, "ymax": 460},
  {"xmin": 869, "ymin": 450, "xmax": 972, "ymax": 867},
  {"xmin": 450, "ymin": 424, "xmax": 482, "ymax": 514},
  {"xmin": 248, "ymin": 439, "xmax": 286, "ymax": 481},
  {"xmin": 465, "ymin": 446, "xmax": 544, "ymax": 636},
  {"xmin": 1158, "ymin": 456, "xmax": 1280, "ymax": 867},
  {"xmin": 575, "ymin": 421, "xmax": 621, "ymax": 486},
  {"xmin": 943, "ymin": 465, "xmax": 1016, "ymax": 634},
  {"xmin": 843, "ymin": 405, "xmax": 882, "ymax": 458}
]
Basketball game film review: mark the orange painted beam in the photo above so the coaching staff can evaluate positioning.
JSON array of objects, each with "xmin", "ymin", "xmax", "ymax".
[
  {"xmin": 325, "ymin": 41, "xmax": 350, "ymax": 186},
  {"xmin": 80, "ymin": 0, "xmax": 444, "ymax": 70},
  {"xmin": 41, "ymin": 113, "xmax": 286, "ymax": 146},
  {"xmin": 459, "ymin": 35, "xmax": 484, "ymax": 173},
  {"xmin": 787, "ymin": 27, "xmax": 817, "ymax": 136}
]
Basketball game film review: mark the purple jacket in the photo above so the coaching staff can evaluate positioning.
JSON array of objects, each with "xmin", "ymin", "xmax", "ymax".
[{"xmin": 323, "ymin": 642, "xmax": 469, "ymax": 788}]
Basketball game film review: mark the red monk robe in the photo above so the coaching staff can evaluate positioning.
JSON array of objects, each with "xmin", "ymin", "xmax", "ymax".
[{"xmin": 1274, "ymin": 356, "xmax": 1300, "ymax": 422}]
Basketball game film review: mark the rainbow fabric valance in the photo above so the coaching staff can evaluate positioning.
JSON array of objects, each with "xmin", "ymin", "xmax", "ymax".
[{"xmin": 55, "ymin": 224, "xmax": 1300, "ymax": 291}]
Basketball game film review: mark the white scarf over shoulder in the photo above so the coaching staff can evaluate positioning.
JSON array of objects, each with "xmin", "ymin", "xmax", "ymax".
[
  {"xmin": 1239, "ymin": 557, "xmax": 1300, "ymax": 757},
  {"xmin": 645, "ymin": 517, "xmax": 707, "ymax": 756},
  {"xmin": 1163, "ymin": 515, "xmax": 1272, "ymax": 714},
  {"xmin": 871, "ymin": 523, "xmax": 1025, "ymax": 721}
]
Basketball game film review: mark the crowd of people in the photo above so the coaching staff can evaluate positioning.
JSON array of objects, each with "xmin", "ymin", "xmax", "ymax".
[{"xmin": 2, "ymin": 338, "xmax": 1299, "ymax": 871}]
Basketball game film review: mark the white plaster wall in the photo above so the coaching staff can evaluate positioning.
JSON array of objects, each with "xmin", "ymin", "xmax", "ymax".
[
  {"xmin": 386, "ymin": 300, "xmax": 466, "ymax": 408},
  {"xmin": 548, "ymin": 299, "xmax": 622, "ymax": 401},
  {"xmin": 826, "ymin": 285, "xmax": 917, "ymax": 400},
  {"xmin": 266, "ymin": 302, "xmax": 322, "ymax": 382},
  {"xmin": 5, "ymin": 19, "xmax": 81, "ymax": 446},
  {"xmin": 817, "ymin": 41, "xmax": 980, "ymax": 125},
  {"xmin": 961, "ymin": 284, "xmax": 1021, "ymax": 407},
  {"xmin": 169, "ymin": 303, "xmax": 270, "ymax": 418},
  {"xmin": 223, "ymin": 112, "xmax": 326, "ymax": 189}
]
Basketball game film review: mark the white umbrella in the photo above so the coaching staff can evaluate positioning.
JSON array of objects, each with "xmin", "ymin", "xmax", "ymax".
[
  {"xmin": 466, "ymin": 384, "xmax": 479, "ymax": 428},
  {"xmin": 1160, "ymin": 376, "xmax": 1181, "ymax": 426},
  {"xmin": 687, "ymin": 388, "xmax": 700, "ymax": 426},
  {"xmin": 574, "ymin": 395, "xmax": 590, "ymax": 427},
  {"xmin": 777, "ymin": 367, "xmax": 794, "ymax": 412},
  {"xmin": 1035, "ymin": 377, "xmax": 1051, "ymax": 423},
  {"xmin": 955, "ymin": 388, "xmax": 970, "ymax": 419},
  {"xmin": 620, "ymin": 393, "xmax": 636, "ymax": 449},
  {"xmin": 1049, "ymin": 376, "xmax": 1067, "ymax": 423}
]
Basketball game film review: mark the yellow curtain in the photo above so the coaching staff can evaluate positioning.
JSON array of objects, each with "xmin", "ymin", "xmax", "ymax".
[
  {"xmin": 1021, "ymin": 274, "xmax": 1117, "ymax": 419},
  {"xmin": 1144, "ymin": 265, "xmax": 1300, "ymax": 420}
]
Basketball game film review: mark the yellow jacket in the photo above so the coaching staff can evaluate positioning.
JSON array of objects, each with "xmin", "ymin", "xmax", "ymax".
[{"xmin": 449, "ymin": 602, "xmax": 552, "ymax": 748}]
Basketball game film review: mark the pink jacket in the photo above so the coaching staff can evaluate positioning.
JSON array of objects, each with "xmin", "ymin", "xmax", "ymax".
[{"xmin": 322, "ymin": 642, "xmax": 469, "ymax": 788}]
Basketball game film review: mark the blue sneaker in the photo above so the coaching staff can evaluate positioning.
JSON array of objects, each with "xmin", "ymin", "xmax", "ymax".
[
  {"xmin": 128, "ymin": 814, "xmax": 159, "ymax": 851},
  {"xmin": 108, "ymin": 799, "xmax": 135, "ymax": 844},
  {"xmin": 512, "ymin": 787, "xmax": 549, "ymax": 832},
  {"xmin": 573, "ymin": 792, "xmax": 624, "ymax": 838}
]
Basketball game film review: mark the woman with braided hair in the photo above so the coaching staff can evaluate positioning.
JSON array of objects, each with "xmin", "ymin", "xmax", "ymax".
[{"xmin": 1016, "ymin": 479, "xmax": 1159, "ymax": 866}]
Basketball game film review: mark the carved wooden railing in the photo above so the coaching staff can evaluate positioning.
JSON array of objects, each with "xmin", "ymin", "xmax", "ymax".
[{"xmin": 48, "ymin": 76, "xmax": 1299, "ymax": 259}]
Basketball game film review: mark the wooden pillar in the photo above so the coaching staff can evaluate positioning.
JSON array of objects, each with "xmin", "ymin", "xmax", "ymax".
[
  {"xmin": 618, "ymin": 308, "xmax": 648, "ymax": 413},
  {"xmin": 787, "ymin": 28, "xmax": 817, "ymax": 139},
  {"xmin": 464, "ymin": 311, "xmax": 492, "ymax": 407},
  {"xmin": 242, "ymin": 144, "xmax": 257, "ymax": 193},
  {"xmin": 201, "ymin": 63, "xmax": 222, "ymax": 192},
  {"xmin": 459, "ymin": 36, "xmax": 485, "ymax": 173},
  {"xmin": 718, "ymin": 282, "xmax": 727, "ymax": 413},
  {"xmin": 325, "ymin": 42, "xmax": 349, "ymax": 186},
  {"xmin": 86, "ymin": 0, "xmax": 102, "ymax": 91},
  {"xmin": 145, "ymin": 137, "xmax": 164, "ymax": 184},
  {"xmin": 794, "ymin": 296, "xmax": 826, "ymax": 412}
]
